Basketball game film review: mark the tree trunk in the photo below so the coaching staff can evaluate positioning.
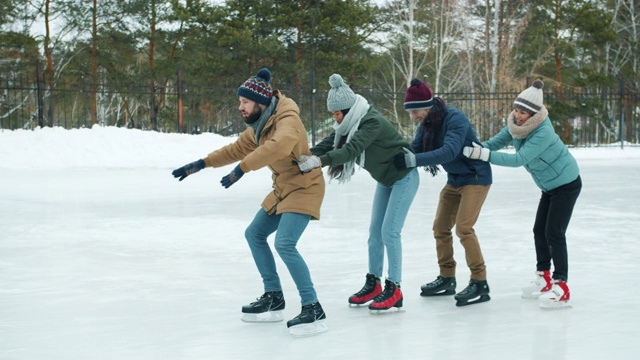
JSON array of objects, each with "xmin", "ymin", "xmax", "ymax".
[
  {"xmin": 149, "ymin": 0, "xmax": 157, "ymax": 131},
  {"xmin": 44, "ymin": 0, "xmax": 54, "ymax": 127},
  {"xmin": 91, "ymin": 0, "xmax": 98, "ymax": 125}
]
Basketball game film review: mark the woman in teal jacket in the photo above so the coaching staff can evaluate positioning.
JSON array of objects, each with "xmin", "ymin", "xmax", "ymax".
[{"xmin": 464, "ymin": 80, "xmax": 581, "ymax": 309}]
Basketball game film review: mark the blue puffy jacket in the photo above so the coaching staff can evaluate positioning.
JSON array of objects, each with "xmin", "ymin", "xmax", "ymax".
[{"xmin": 413, "ymin": 107, "xmax": 492, "ymax": 187}]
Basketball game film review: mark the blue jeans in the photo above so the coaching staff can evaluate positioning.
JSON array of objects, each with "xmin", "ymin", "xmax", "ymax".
[
  {"xmin": 245, "ymin": 209, "xmax": 317, "ymax": 305},
  {"xmin": 368, "ymin": 168, "xmax": 419, "ymax": 284}
]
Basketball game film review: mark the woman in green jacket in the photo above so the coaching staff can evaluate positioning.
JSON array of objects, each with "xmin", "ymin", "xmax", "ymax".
[{"xmin": 297, "ymin": 74, "xmax": 419, "ymax": 312}]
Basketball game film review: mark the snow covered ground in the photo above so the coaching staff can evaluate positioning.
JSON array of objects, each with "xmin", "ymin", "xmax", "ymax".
[{"xmin": 1, "ymin": 126, "xmax": 639, "ymax": 360}]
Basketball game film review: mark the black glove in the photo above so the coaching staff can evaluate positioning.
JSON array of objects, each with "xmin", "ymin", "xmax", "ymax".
[
  {"xmin": 172, "ymin": 159, "xmax": 205, "ymax": 181},
  {"xmin": 393, "ymin": 148, "xmax": 416, "ymax": 170},
  {"xmin": 220, "ymin": 165, "xmax": 245, "ymax": 189}
]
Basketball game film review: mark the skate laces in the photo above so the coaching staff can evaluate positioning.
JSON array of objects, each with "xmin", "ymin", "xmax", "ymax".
[
  {"xmin": 354, "ymin": 285, "xmax": 374, "ymax": 297},
  {"xmin": 372, "ymin": 290, "xmax": 389, "ymax": 303},
  {"xmin": 250, "ymin": 293, "xmax": 268, "ymax": 305},
  {"xmin": 292, "ymin": 304, "xmax": 324, "ymax": 321},
  {"xmin": 352, "ymin": 277, "xmax": 379, "ymax": 297},
  {"xmin": 458, "ymin": 282, "xmax": 476, "ymax": 296},
  {"xmin": 424, "ymin": 276, "xmax": 445, "ymax": 289},
  {"xmin": 251, "ymin": 292, "xmax": 280, "ymax": 306},
  {"xmin": 372, "ymin": 282, "xmax": 398, "ymax": 302},
  {"xmin": 292, "ymin": 304, "xmax": 313, "ymax": 320}
]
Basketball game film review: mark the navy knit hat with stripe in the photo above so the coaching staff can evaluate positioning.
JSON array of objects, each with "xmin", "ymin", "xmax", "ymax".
[
  {"xmin": 237, "ymin": 68, "xmax": 273, "ymax": 106},
  {"xmin": 404, "ymin": 78, "xmax": 434, "ymax": 111},
  {"xmin": 514, "ymin": 79, "xmax": 544, "ymax": 114}
]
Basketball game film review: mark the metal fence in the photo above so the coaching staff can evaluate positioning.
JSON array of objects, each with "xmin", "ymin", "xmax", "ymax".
[{"xmin": 1, "ymin": 72, "xmax": 638, "ymax": 148}]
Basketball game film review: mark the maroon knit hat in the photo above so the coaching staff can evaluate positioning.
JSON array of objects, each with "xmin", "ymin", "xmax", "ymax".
[{"xmin": 404, "ymin": 78, "xmax": 434, "ymax": 110}]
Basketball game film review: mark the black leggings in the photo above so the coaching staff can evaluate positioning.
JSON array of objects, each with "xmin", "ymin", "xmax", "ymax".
[{"xmin": 533, "ymin": 176, "xmax": 582, "ymax": 282}]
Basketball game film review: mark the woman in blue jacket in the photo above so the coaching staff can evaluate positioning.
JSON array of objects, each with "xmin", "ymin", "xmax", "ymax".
[{"xmin": 463, "ymin": 80, "xmax": 581, "ymax": 309}]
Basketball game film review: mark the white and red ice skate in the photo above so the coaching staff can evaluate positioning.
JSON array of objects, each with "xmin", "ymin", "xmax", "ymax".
[
  {"xmin": 521, "ymin": 270, "xmax": 552, "ymax": 299},
  {"xmin": 538, "ymin": 279, "xmax": 571, "ymax": 309}
]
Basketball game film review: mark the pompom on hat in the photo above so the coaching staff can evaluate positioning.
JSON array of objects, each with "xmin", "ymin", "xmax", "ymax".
[
  {"xmin": 327, "ymin": 74, "xmax": 357, "ymax": 112},
  {"xmin": 404, "ymin": 78, "xmax": 434, "ymax": 111},
  {"xmin": 514, "ymin": 79, "xmax": 544, "ymax": 114},
  {"xmin": 237, "ymin": 68, "xmax": 273, "ymax": 106}
]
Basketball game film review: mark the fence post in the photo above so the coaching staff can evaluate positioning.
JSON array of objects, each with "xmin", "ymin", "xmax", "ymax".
[
  {"xmin": 36, "ymin": 60, "xmax": 45, "ymax": 128},
  {"xmin": 619, "ymin": 77, "xmax": 625, "ymax": 149},
  {"xmin": 177, "ymin": 68, "xmax": 184, "ymax": 133}
]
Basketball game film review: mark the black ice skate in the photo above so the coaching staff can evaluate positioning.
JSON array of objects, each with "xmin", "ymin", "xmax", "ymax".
[
  {"xmin": 454, "ymin": 279, "xmax": 490, "ymax": 306},
  {"xmin": 420, "ymin": 276, "xmax": 457, "ymax": 296},
  {"xmin": 287, "ymin": 302, "xmax": 328, "ymax": 337},
  {"xmin": 241, "ymin": 291, "xmax": 285, "ymax": 323}
]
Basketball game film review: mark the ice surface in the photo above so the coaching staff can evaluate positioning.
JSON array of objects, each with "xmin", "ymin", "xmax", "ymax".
[{"xmin": 1, "ymin": 126, "xmax": 639, "ymax": 359}]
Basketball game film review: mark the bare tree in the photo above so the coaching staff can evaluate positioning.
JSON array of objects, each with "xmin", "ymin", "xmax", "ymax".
[
  {"xmin": 429, "ymin": 0, "xmax": 468, "ymax": 93},
  {"xmin": 609, "ymin": 0, "xmax": 639, "ymax": 83},
  {"xmin": 385, "ymin": 0, "xmax": 430, "ymax": 85}
]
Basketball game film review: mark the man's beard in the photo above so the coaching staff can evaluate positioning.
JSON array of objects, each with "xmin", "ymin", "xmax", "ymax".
[{"xmin": 244, "ymin": 105, "xmax": 262, "ymax": 124}]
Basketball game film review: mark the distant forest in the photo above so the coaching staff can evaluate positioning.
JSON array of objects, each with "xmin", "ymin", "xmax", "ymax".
[{"xmin": 1, "ymin": 1, "xmax": 638, "ymax": 146}]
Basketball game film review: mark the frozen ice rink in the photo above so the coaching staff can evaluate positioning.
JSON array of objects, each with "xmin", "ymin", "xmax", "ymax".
[{"xmin": 1, "ymin": 127, "xmax": 639, "ymax": 359}]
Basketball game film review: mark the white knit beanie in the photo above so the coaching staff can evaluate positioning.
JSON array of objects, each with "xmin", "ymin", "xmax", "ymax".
[
  {"xmin": 514, "ymin": 79, "xmax": 544, "ymax": 113},
  {"xmin": 327, "ymin": 74, "xmax": 357, "ymax": 112}
]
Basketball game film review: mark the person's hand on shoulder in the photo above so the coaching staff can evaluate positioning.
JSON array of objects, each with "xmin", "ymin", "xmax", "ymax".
[
  {"xmin": 393, "ymin": 148, "xmax": 416, "ymax": 170},
  {"xmin": 462, "ymin": 142, "xmax": 490, "ymax": 162}
]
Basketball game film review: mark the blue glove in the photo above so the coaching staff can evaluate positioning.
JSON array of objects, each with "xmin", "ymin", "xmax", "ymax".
[
  {"xmin": 172, "ymin": 159, "xmax": 205, "ymax": 181},
  {"xmin": 220, "ymin": 164, "xmax": 245, "ymax": 188},
  {"xmin": 393, "ymin": 148, "xmax": 416, "ymax": 170}
]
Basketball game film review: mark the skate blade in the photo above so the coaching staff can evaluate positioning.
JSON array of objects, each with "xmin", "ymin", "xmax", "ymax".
[
  {"xmin": 539, "ymin": 301, "xmax": 572, "ymax": 310},
  {"xmin": 521, "ymin": 290, "xmax": 550, "ymax": 299},
  {"xmin": 369, "ymin": 307, "xmax": 404, "ymax": 315},
  {"xmin": 288, "ymin": 320, "xmax": 328, "ymax": 337},
  {"xmin": 348, "ymin": 303, "xmax": 370, "ymax": 308},
  {"xmin": 241, "ymin": 310, "xmax": 284, "ymax": 323},
  {"xmin": 455, "ymin": 294, "xmax": 490, "ymax": 307},
  {"xmin": 521, "ymin": 292, "xmax": 541, "ymax": 299},
  {"xmin": 420, "ymin": 290, "xmax": 456, "ymax": 297}
]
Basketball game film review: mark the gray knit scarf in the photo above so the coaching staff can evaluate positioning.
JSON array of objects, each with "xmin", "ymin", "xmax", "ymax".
[{"xmin": 331, "ymin": 94, "xmax": 370, "ymax": 183}]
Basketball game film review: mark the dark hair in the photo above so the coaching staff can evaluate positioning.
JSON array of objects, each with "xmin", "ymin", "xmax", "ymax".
[
  {"xmin": 328, "ymin": 135, "xmax": 352, "ymax": 179},
  {"xmin": 514, "ymin": 104, "xmax": 536, "ymax": 116},
  {"xmin": 420, "ymin": 97, "xmax": 446, "ymax": 176}
]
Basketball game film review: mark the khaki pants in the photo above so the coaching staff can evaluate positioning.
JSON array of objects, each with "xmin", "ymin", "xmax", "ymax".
[{"xmin": 433, "ymin": 184, "xmax": 490, "ymax": 281}]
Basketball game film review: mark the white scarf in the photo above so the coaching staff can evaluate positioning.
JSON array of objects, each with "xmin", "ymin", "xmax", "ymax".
[
  {"xmin": 331, "ymin": 94, "xmax": 370, "ymax": 183},
  {"xmin": 508, "ymin": 105, "xmax": 549, "ymax": 139}
]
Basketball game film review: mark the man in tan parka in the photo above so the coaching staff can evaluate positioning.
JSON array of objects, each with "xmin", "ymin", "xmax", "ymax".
[{"xmin": 172, "ymin": 68, "xmax": 327, "ymax": 337}]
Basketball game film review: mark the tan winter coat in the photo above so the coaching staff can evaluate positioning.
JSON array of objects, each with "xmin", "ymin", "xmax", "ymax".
[{"xmin": 203, "ymin": 91, "xmax": 325, "ymax": 220}]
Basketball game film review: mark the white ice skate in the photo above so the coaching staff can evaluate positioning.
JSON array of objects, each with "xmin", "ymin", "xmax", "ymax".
[
  {"xmin": 521, "ymin": 270, "xmax": 552, "ymax": 299},
  {"xmin": 538, "ymin": 280, "xmax": 571, "ymax": 309}
]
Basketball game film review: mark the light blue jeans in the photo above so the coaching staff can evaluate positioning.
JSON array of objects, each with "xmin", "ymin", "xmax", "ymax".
[
  {"xmin": 245, "ymin": 209, "xmax": 317, "ymax": 305},
  {"xmin": 368, "ymin": 168, "xmax": 419, "ymax": 284}
]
